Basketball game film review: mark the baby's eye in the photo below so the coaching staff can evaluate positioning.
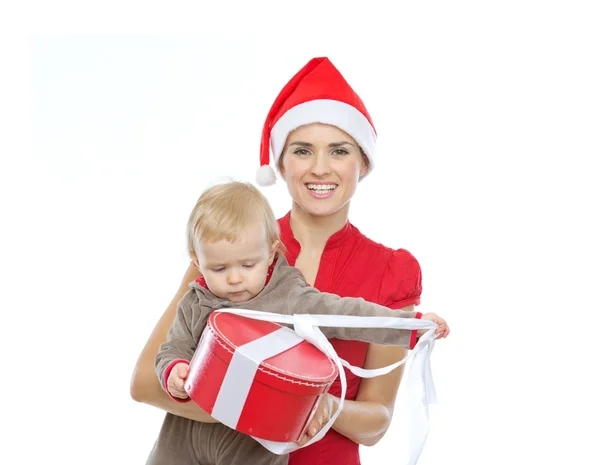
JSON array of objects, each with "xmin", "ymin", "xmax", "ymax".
[
  {"xmin": 211, "ymin": 267, "xmax": 225, "ymax": 272},
  {"xmin": 242, "ymin": 263, "xmax": 256, "ymax": 269}
]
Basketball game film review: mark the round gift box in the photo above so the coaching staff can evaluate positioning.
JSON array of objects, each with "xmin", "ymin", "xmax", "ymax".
[{"xmin": 185, "ymin": 311, "xmax": 338, "ymax": 442}]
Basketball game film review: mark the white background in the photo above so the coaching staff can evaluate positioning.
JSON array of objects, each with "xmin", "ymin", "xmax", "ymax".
[{"xmin": 1, "ymin": 1, "xmax": 599, "ymax": 464}]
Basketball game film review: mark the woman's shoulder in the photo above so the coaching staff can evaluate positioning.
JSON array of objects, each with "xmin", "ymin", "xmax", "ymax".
[
  {"xmin": 348, "ymin": 223, "xmax": 418, "ymax": 266},
  {"xmin": 348, "ymin": 224, "xmax": 422, "ymax": 307}
]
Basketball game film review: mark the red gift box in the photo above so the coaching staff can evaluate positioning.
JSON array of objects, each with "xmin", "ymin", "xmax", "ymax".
[{"xmin": 184, "ymin": 311, "xmax": 339, "ymax": 442}]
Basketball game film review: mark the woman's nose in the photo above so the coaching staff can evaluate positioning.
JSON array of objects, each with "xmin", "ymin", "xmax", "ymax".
[{"xmin": 310, "ymin": 152, "xmax": 331, "ymax": 177}]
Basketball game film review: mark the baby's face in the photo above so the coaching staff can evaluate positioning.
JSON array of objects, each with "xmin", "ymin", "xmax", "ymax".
[{"xmin": 195, "ymin": 223, "xmax": 276, "ymax": 303}]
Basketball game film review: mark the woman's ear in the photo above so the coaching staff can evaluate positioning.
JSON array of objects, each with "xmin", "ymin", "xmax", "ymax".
[{"xmin": 359, "ymin": 153, "xmax": 369, "ymax": 178}]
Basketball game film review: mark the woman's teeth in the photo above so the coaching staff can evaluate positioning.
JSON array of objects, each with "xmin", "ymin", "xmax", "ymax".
[{"xmin": 307, "ymin": 184, "xmax": 336, "ymax": 194}]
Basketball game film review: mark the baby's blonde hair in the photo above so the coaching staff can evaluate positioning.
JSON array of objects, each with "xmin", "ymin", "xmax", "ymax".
[{"xmin": 187, "ymin": 181, "xmax": 284, "ymax": 259}]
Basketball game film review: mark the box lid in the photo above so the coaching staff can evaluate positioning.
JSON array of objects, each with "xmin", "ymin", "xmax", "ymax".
[{"xmin": 208, "ymin": 312, "xmax": 338, "ymax": 393}]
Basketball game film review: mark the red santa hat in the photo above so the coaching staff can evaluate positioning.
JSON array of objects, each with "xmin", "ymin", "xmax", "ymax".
[{"xmin": 256, "ymin": 57, "xmax": 377, "ymax": 186}]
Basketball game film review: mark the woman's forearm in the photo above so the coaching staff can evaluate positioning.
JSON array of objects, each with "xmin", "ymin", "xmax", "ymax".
[
  {"xmin": 131, "ymin": 363, "xmax": 218, "ymax": 422},
  {"xmin": 330, "ymin": 395, "xmax": 391, "ymax": 446},
  {"xmin": 332, "ymin": 344, "xmax": 407, "ymax": 446},
  {"xmin": 130, "ymin": 263, "xmax": 218, "ymax": 423}
]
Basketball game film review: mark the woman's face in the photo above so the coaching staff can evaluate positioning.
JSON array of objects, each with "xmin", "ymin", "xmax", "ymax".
[{"xmin": 279, "ymin": 123, "xmax": 368, "ymax": 217}]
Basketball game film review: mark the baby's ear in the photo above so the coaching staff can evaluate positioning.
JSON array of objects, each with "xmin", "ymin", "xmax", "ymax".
[
  {"xmin": 269, "ymin": 240, "xmax": 280, "ymax": 264},
  {"xmin": 190, "ymin": 255, "xmax": 200, "ymax": 270}
]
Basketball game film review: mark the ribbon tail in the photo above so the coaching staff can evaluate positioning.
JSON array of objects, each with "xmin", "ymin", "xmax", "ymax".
[
  {"xmin": 405, "ymin": 330, "xmax": 438, "ymax": 465},
  {"xmin": 424, "ymin": 338, "xmax": 438, "ymax": 404}
]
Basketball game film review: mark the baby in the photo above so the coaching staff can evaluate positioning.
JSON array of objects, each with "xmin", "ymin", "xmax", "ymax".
[{"xmin": 146, "ymin": 181, "xmax": 449, "ymax": 465}]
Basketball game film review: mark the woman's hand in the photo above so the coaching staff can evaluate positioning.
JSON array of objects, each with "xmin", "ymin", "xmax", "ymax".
[
  {"xmin": 296, "ymin": 393, "xmax": 338, "ymax": 447},
  {"xmin": 295, "ymin": 307, "xmax": 420, "ymax": 447}
]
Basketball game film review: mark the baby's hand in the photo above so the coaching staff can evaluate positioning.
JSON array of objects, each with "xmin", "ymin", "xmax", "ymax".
[
  {"xmin": 167, "ymin": 362, "xmax": 190, "ymax": 400},
  {"xmin": 419, "ymin": 313, "xmax": 450, "ymax": 339}
]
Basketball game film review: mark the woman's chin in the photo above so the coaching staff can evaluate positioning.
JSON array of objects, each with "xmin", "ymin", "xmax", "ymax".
[{"xmin": 298, "ymin": 197, "xmax": 348, "ymax": 218}]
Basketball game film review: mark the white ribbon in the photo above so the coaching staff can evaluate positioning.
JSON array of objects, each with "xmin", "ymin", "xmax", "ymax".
[
  {"xmin": 211, "ymin": 327, "xmax": 304, "ymax": 429},
  {"xmin": 213, "ymin": 309, "xmax": 439, "ymax": 465}
]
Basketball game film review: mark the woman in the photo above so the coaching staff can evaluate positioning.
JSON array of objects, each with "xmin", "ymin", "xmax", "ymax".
[{"xmin": 131, "ymin": 57, "xmax": 425, "ymax": 465}]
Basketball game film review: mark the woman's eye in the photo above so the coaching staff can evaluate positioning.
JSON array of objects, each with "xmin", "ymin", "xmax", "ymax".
[
  {"xmin": 332, "ymin": 149, "xmax": 349, "ymax": 156},
  {"xmin": 293, "ymin": 148, "xmax": 310, "ymax": 156}
]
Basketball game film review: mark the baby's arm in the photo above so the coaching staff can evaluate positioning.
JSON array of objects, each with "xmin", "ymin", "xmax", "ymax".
[
  {"xmin": 285, "ymin": 282, "xmax": 429, "ymax": 349},
  {"xmin": 155, "ymin": 290, "xmax": 200, "ymax": 402}
]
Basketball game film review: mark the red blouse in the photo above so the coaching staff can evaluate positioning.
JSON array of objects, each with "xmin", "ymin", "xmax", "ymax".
[{"xmin": 279, "ymin": 212, "xmax": 422, "ymax": 465}]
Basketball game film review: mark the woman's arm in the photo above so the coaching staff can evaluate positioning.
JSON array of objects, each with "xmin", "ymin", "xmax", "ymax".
[
  {"xmin": 129, "ymin": 263, "xmax": 218, "ymax": 423},
  {"xmin": 298, "ymin": 305, "xmax": 414, "ymax": 447},
  {"xmin": 333, "ymin": 344, "xmax": 406, "ymax": 446}
]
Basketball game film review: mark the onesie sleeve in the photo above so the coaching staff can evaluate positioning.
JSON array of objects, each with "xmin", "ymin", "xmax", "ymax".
[
  {"xmin": 272, "ymin": 270, "xmax": 422, "ymax": 348},
  {"xmin": 155, "ymin": 289, "xmax": 201, "ymax": 402},
  {"xmin": 378, "ymin": 248, "xmax": 422, "ymax": 309}
]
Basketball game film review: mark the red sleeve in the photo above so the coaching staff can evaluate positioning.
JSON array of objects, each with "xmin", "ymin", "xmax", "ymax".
[
  {"xmin": 378, "ymin": 249, "xmax": 422, "ymax": 348},
  {"xmin": 409, "ymin": 312, "xmax": 423, "ymax": 349},
  {"xmin": 378, "ymin": 248, "xmax": 422, "ymax": 309}
]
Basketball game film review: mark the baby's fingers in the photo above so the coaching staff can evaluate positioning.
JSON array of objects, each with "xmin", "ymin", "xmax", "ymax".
[
  {"xmin": 177, "ymin": 363, "xmax": 189, "ymax": 379},
  {"xmin": 435, "ymin": 323, "xmax": 450, "ymax": 339},
  {"xmin": 174, "ymin": 375, "xmax": 186, "ymax": 392},
  {"xmin": 434, "ymin": 320, "xmax": 445, "ymax": 334}
]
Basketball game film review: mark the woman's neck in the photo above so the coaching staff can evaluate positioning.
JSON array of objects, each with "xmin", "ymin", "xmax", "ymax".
[{"xmin": 289, "ymin": 202, "xmax": 350, "ymax": 250}]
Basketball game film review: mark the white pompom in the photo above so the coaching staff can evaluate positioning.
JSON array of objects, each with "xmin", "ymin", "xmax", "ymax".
[{"xmin": 256, "ymin": 165, "xmax": 277, "ymax": 186}]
